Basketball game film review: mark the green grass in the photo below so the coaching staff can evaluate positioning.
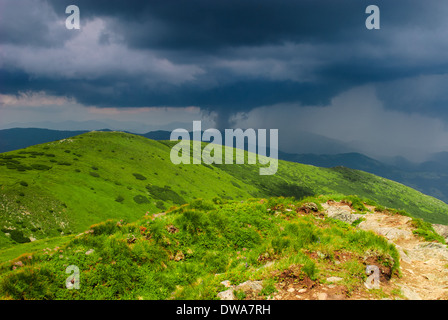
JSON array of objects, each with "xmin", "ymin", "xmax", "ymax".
[
  {"xmin": 0, "ymin": 235, "xmax": 74, "ymax": 264},
  {"xmin": 0, "ymin": 197, "xmax": 401, "ymax": 300},
  {"xmin": 0, "ymin": 130, "xmax": 447, "ymax": 257}
]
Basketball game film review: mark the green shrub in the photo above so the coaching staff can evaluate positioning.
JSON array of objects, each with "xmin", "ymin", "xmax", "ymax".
[
  {"xmin": 133, "ymin": 195, "xmax": 150, "ymax": 204},
  {"xmin": 89, "ymin": 172, "xmax": 100, "ymax": 178},
  {"xmin": 146, "ymin": 184, "xmax": 186, "ymax": 204},
  {"xmin": 0, "ymin": 266, "xmax": 57, "ymax": 299},
  {"xmin": 271, "ymin": 236, "xmax": 291, "ymax": 254},
  {"xmin": 31, "ymin": 164, "xmax": 51, "ymax": 171},
  {"xmin": 133, "ymin": 173, "xmax": 147, "ymax": 180},
  {"xmin": 203, "ymin": 252, "xmax": 228, "ymax": 273},
  {"xmin": 4, "ymin": 229, "xmax": 30, "ymax": 243},
  {"xmin": 212, "ymin": 196, "xmax": 223, "ymax": 204},
  {"xmin": 131, "ymin": 239, "xmax": 167, "ymax": 267},
  {"xmin": 412, "ymin": 218, "xmax": 446, "ymax": 243},
  {"xmin": 302, "ymin": 260, "xmax": 319, "ymax": 280},
  {"xmin": 175, "ymin": 210, "xmax": 210, "ymax": 236},
  {"xmin": 149, "ymin": 220, "xmax": 165, "ymax": 244},
  {"xmin": 343, "ymin": 196, "xmax": 367, "ymax": 212},
  {"xmin": 189, "ymin": 199, "xmax": 215, "ymax": 211},
  {"xmin": 19, "ymin": 181, "xmax": 28, "ymax": 187},
  {"xmin": 231, "ymin": 181, "xmax": 241, "ymax": 188},
  {"xmin": 115, "ymin": 195, "xmax": 124, "ymax": 203},
  {"xmin": 261, "ymin": 278, "xmax": 277, "ymax": 296},
  {"xmin": 57, "ymin": 162, "xmax": 72, "ymax": 166},
  {"xmin": 90, "ymin": 219, "xmax": 119, "ymax": 236},
  {"xmin": 155, "ymin": 200, "xmax": 165, "ymax": 210},
  {"xmin": 227, "ymin": 227, "xmax": 261, "ymax": 248}
]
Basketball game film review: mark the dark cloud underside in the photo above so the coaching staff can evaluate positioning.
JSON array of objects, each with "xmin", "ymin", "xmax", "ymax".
[{"xmin": 2, "ymin": 0, "xmax": 448, "ymax": 127}]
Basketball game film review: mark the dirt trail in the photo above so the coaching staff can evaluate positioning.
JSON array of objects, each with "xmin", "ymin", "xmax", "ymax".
[{"xmin": 322, "ymin": 201, "xmax": 448, "ymax": 300}]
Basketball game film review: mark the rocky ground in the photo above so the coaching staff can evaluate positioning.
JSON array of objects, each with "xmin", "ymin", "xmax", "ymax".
[
  {"xmin": 218, "ymin": 201, "xmax": 448, "ymax": 300},
  {"xmin": 355, "ymin": 203, "xmax": 448, "ymax": 300}
]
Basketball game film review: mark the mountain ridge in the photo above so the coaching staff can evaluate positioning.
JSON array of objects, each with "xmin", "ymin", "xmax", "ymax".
[
  {"xmin": 1, "ymin": 130, "xmax": 448, "ymax": 251},
  {"xmin": 3, "ymin": 127, "xmax": 448, "ymax": 205}
]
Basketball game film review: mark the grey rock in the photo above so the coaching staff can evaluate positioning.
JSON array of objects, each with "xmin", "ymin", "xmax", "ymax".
[
  {"xmin": 432, "ymin": 224, "xmax": 448, "ymax": 241},
  {"xmin": 317, "ymin": 292, "xmax": 328, "ymax": 300},
  {"xmin": 414, "ymin": 242, "xmax": 448, "ymax": 260},
  {"xmin": 326, "ymin": 276, "xmax": 343, "ymax": 283},
  {"xmin": 217, "ymin": 289, "xmax": 236, "ymax": 300},
  {"xmin": 395, "ymin": 245, "xmax": 413, "ymax": 263},
  {"xmin": 371, "ymin": 227, "xmax": 413, "ymax": 240},
  {"xmin": 332, "ymin": 212, "xmax": 363, "ymax": 224},
  {"xmin": 401, "ymin": 286, "xmax": 422, "ymax": 300},
  {"xmin": 234, "ymin": 280, "xmax": 263, "ymax": 293}
]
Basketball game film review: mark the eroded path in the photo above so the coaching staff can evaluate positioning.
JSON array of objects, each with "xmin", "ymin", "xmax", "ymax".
[{"xmin": 323, "ymin": 201, "xmax": 448, "ymax": 300}]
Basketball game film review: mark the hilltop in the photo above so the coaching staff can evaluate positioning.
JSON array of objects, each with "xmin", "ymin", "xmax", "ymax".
[
  {"xmin": 1, "ymin": 131, "xmax": 448, "ymax": 252},
  {"xmin": 0, "ymin": 131, "xmax": 447, "ymax": 300},
  {"xmin": 4, "ymin": 127, "xmax": 448, "ymax": 205}
]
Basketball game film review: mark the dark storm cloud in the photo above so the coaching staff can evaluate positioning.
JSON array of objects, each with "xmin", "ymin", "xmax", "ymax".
[
  {"xmin": 0, "ymin": 0, "xmax": 75, "ymax": 47},
  {"xmin": 2, "ymin": 0, "xmax": 448, "ymax": 127},
  {"xmin": 47, "ymin": 0, "xmax": 365, "ymax": 50}
]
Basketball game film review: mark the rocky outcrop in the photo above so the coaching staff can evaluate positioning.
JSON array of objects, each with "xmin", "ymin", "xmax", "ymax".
[
  {"xmin": 217, "ymin": 280, "xmax": 263, "ymax": 300},
  {"xmin": 217, "ymin": 289, "xmax": 236, "ymax": 300},
  {"xmin": 331, "ymin": 212, "xmax": 364, "ymax": 224},
  {"xmin": 321, "ymin": 202, "xmax": 363, "ymax": 224},
  {"xmin": 432, "ymin": 224, "xmax": 448, "ymax": 242},
  {"xmin": 235, "ymin": 280, "xmax": 263, "ymax": 293}
]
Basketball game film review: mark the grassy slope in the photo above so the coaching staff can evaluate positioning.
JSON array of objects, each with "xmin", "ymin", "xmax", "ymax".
[
  {"xmin": 215, "ymin": 157, "xmax": 448, "ymax": 224},
  {"xmin": 0, "ymin": 197, "xmax": 402, "ymax": 300},
  {"xmin": 0, "ymin": 132, "xmax": 258, "ymax": 249},
  {"xmin": 1, "ymin": 131, "xmax": 448, "ymax": 255}
]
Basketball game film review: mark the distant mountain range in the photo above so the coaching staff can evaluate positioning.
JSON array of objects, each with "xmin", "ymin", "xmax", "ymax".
[
  {"xmin": 1, "ymin": 127, "xmax": 448, "ymax": 204},
  {"xmin": 0, "ymin": 128, "xmax": 89, "ymax": 154}
]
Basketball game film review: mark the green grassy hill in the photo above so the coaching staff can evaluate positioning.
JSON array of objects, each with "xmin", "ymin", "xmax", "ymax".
[
  {"xmin": 1, "ymin": 130, "xmax": 448, "ymax": 300},
  {"xmin": 0, "ymin": 197, "xmax": 404, "ymax": 300},
  {"xmin": 1, "ymin": 131, "xmax": 448, "ymax": 253}
]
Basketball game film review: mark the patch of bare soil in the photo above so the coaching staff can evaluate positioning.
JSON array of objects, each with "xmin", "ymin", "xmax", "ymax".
[{"xmin": 267, "ymin": 264, "xmax": 349, "ymax": 300}]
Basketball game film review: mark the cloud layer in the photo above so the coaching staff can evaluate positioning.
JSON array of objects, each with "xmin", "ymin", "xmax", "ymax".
[{"xmin": 2, "ymin": 0, "xmax": 448, "ymax": 160}]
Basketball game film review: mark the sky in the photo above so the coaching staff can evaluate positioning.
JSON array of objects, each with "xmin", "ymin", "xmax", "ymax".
[{"xmin": 1, "ymin": 0, "xmax": 448, "ymax": 162}]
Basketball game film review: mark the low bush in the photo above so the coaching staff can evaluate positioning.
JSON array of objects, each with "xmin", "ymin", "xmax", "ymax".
[
  {"xmin": 90, "ymin": 219, "xmax": 120, "ymax": 236},
  {"xmin": 3, "ymin": 229, "xmax": 30, "ymax": 243},
  {"xmin": 31, "ymin": 164, "xmax": 51, "ymax": 171},
  {"xmin": 89, "ymin": 172, "xmax": 100, "ymax": 178},
  {"xmin": 133, "ymin": 173, "xmax": 147, "ymax": 181},
  {"xmin": 155, "ymin": 200, "xmax": 165, "ymax": 210},
  {"xmin": 19, "ymin": 181, "xmax": 28, "ymax": 187},
  {"xmin": 412, "ymin": 218, "xmax": 446, "ymax": 243},
  {"xmin": 133, "ymin": 195, "xmax": 150, "ymax": 204},
  {"xmin": 146, "ymin": 184, "xmax": 186, "ymax": 204}
]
